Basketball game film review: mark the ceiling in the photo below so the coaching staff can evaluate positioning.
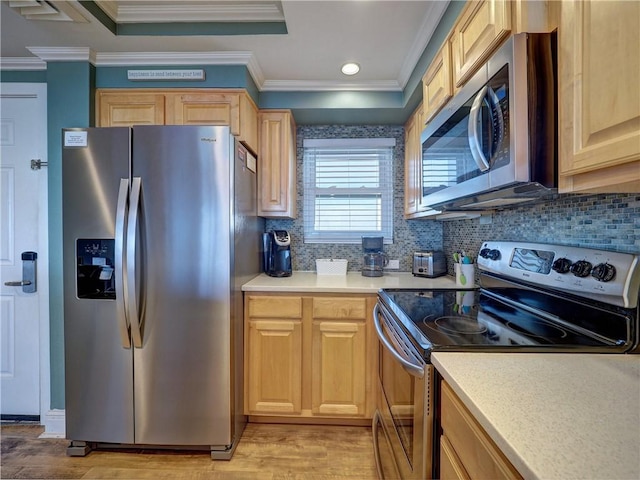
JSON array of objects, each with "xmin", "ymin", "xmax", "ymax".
[{"xmin": 0, "ymin": 0, "xmax": 453, "ymax": 122}]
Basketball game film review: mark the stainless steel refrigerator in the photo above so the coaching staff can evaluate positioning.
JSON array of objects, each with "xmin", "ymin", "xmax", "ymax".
[{"xmin": 62, "ymin": 125, "xmax": 263, "ymax": 458}]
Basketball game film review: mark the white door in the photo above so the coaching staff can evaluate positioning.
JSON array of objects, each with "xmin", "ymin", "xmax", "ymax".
[{"xmin": 0, "ymin": 83, "xmax": 48, "ymax": 418}]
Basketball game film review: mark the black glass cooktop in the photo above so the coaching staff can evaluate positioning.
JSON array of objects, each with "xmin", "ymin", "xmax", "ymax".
[{"xmin": 378, "ymin": 289, "xmax": 631, "ymax": 357}]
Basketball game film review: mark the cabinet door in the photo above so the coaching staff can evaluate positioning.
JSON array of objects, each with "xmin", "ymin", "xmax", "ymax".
[
  {"xmin": 96, "ymin": 92, "xmax": 165, "ymax": 127},
  {"xmin": 311, "ymin": 320, "xmax": 366, "ymax": 416},
  {"xmin": 166, "ymin": 92, "xmax": 237, "ymax": 128},
  {"xmin": 246, "ymin": 319, "xmax": 302, "ymax": 415},
  {"xmin": 441, "ymin": 382, "xmax": 522, "ymax": 480},
  {"xmin": 452, "ymin": 0, "xmax": 511, "ymax": 87},
  {"xmin": 238, "ymin": 93, "xmax": 259, "ymax": 153},
  {"xmin": 558, "ymin": 0, "xmax": 640, "ymax": 193},
  {"xmin": 310, "ymin": 297, "xmax": 367, "ymax": 416},
  {"xmin": 258, "ymin": 110, "xmax": 297, "ymax": 218},
  {"xmin": 245, "ymin": 296, "xmax": 303, "ymax": 415},
  {"xmin": 404, "ymin": 108, "xmax": 421, "ymax": 216},
  {"xmin": 423, "ymin": 40, "xmax": 453, "ymax": 123},
  {"xmin": 440, "ymin": 435, "xmax": 471, "ymax": 480}
]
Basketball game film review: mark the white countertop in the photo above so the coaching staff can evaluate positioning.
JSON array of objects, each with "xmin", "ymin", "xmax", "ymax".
[
  {"xmin": 242, "ymin": 271, "xmax": 459, "ymax": 293},
  {"xmin": 431, "ymin": 352, "xmax": 640, "ymax": 480}
]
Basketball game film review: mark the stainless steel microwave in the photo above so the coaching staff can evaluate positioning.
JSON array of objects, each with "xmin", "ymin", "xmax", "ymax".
[{"xmin": 420, "ymin": 33, "xmax": 557, "ymax": 211}]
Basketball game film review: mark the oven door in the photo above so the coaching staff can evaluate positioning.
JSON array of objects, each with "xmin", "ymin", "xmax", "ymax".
[{"xmin": 373, "ymin": 303, "xmax": 434, "ymax": 480}]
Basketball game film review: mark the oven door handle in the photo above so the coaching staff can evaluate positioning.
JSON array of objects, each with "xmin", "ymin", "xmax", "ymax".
[
  {"xmin": 372, "ymin": 411, "xmax": 385, "ymax": 480},
  {"xmin": 373, "ymin": 304, "xmax": 425, "ymax": 379}
]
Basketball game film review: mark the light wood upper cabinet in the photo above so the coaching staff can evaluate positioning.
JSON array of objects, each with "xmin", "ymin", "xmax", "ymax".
[
  {"xmin": 244, "ymin": 294, "xmax": 377, "ymax": 421},
  {"xmin": 404, "ymin": 104, "xmax": 423, "ymax": 217},
  {"xmin": 96, "ymin": 89, "xmax": 259, "ymax": 153},
  {"xmin": 422, "ymin": 41, "xmax": 453, "ymax": 123},
  {"xmin": 97, "ymin": 92, "xmax": 165, "ymax": 127},
  {"xmin": 258, "ymin": 110, "xmax": 297, "ymax": 218},
  {"xmin": 558, "ymin": 0, "xmax": 640, "ymax": 193},
  {"xmin": 452, "ymin": 0, "xmax": 511, "ymax": 88},
  {"xmin": 440, "ymin": 381, "xmax": 522, "ymax": 480},
  {"xmin": 404, "ymin": 104, "xmax": 442, "ymax": 219}
]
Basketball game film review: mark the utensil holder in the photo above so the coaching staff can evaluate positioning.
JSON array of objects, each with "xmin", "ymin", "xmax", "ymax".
[{"xmin": 455, "ymin": 263, "xmax": 475, "ymax": 288}]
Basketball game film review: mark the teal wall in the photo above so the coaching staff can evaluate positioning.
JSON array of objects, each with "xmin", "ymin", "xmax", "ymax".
[
  {"xmin": 0, "ymin": 0, "xmax": 463, "ymax": 412},
  {"xmin": 46, "ymin": 62, "xmax": 94, "ymax": 409}
]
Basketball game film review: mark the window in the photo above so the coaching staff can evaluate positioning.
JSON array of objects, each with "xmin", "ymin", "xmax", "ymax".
[{"xmin": 303, "ymin": 138, "xmax": 395, "ymax": 244}]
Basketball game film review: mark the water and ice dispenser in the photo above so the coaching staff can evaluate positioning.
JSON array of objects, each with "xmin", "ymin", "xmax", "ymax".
[{"xmin": 76, "ymin": 239, "xmax": 115, "ymax": 299}]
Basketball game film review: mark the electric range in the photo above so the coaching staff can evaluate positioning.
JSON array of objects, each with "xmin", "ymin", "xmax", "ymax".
[{"xmin": 377, "ymin": 241, "xmax": 640, "ymax": 359}]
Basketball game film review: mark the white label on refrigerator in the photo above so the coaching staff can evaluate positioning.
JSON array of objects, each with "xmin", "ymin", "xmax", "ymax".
[
  {"xmin": 247, "ymin": 154, "xmax": 256, "ymax": 173},
  {"xmin": 64, "ymin": 131, "xmax": 88, "ymax": 147}
]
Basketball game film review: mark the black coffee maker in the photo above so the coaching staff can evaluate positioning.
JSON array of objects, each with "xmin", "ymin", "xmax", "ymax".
[{"xmin": 262, "ymin": 230, "xmax": 292, "ymax": 277}]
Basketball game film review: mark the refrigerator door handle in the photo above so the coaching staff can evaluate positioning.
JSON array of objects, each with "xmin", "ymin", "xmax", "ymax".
[
  {"xmin": 115, "ymin": 178, "xmax": 131, "ymax": 349},
  {"xmin": 127, "ymin": 177, "xmax": 143, "ymax": 348}
]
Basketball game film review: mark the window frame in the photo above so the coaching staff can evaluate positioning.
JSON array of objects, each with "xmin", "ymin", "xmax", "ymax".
[{"xmin": 302, "ymin": 137, "xmax": 395, "ymax": 244}]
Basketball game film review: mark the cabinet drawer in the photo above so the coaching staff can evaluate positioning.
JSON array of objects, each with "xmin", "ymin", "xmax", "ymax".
[
  {"xmin": 440, "ymin": 434, "xmax": 470, "ymax": 480},
  {"xmin": 441, "ymin": 382, "xmax": 522, "ymax": 480},
  {"xmin": 312, "ymin": 297, "xmax": 367, "ymax": 320},
  {"xmin": 247, "ymin": 296, "xmax": 302, "ymax": 318}
]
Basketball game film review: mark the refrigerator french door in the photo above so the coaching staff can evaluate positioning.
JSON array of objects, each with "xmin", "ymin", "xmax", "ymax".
[{"xmin": 62, "ymin": 125, "xmax": 261, "ymax": 458}]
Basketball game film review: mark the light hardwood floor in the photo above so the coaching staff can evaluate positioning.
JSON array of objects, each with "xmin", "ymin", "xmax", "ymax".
[{"xmin": 1, "ymin": 423, "xmax": 378, "ymax": 479}]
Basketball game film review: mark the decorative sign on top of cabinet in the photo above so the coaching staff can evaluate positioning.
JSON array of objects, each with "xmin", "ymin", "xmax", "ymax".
[
  {"xmin": 244, "ymin": 293, "xmax": 377, "ymax": 423},
  {"xmin": 96, "ymin": 89, "xmax": 258, "ymax": 154},
  {"xmin": 558, "ymin": 0, "xmax": 640, "ymax": 193}
]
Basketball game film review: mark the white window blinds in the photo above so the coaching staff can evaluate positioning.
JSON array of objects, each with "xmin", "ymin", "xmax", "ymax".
[{"xmin": 303, "ymin": 138, "xmax": 395, "ymax": 244}]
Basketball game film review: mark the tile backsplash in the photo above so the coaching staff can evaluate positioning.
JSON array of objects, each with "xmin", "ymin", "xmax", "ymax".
[
  {"xmin": 267, "ymin": 124, "xmax": 639, "ymax": 273},
  {"xmin": 442, "ymin": 193, "xmax": 640, "ymax": 275}
]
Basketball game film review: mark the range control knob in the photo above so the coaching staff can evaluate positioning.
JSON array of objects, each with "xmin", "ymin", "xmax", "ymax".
[
  {"xmin": 551, "ymin": 258, "xmax": 572, "ymax": 274},
  {"xmin": 591, "ymin": 263, "xmax": 616, "ymax": 282},
  {"xmin": 570, "ymin": 260, "xmax": 593, "ymax": 278},
  {"xmin": 479, "ymin": 248, "xmax": 501, "ymax": 260}
]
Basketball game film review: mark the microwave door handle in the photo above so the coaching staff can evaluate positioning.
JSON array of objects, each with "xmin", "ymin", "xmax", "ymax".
[
  {"xmin": 468, "ymin": 86, "xmax": 491, "ymax": 172},
  {"xmin": 373, "ymin": 304, "xmax": 425, "ymax": 379}
]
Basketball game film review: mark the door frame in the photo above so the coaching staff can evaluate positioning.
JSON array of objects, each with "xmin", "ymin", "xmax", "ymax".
[{"xmin": 0, "ymin": 82, "xmax": 51, "ymax": 434}]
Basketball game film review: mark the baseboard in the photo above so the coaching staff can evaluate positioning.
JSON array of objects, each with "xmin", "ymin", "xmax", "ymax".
[
  {"xmin": 39, "ymin": 409, "xmax": 65, "ymax": 438},
  {"xmin": 1, "ymin": 414, "xmax": 40, "ymax": 423}
]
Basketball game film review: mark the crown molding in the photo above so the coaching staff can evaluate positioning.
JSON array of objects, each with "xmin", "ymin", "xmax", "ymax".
[
  {"xmin": 261, "ymin": 80, "xmax": 402, "ymax": 92},
  {"xmin": 93, "ymin": 0, "xmax": 284, "ymax": 23},
  {"xmin": 397, "ymin": 0, "xmax": 450, "ymax": 89},
  {"xmin": 27, "ymin": 47, "xmax": 96, "ymax": 63},
  {"xmin": 93, "ymin": 51, "xmax": 254, "ymax": 67},
  {"xmin": 0, "ymin": 57, "xmax": 47, "ymax": 71}
]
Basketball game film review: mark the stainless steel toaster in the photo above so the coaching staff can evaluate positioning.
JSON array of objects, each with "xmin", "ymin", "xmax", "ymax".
[{"xmin": 412, "ymin": 251, "xmax": 447, "ymax": 278}]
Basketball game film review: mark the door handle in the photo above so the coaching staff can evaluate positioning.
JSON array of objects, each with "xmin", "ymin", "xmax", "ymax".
[
  {"xmin": 4, "ymin": 280, "xmax": 32, "ymax": 286},
  {"xmin": 127, "ymin": 177, "xmax": 143, "ymax": 348},
  {"xmin": 4, "ymin": 252, "xmax": 37, "ymax": 293}
]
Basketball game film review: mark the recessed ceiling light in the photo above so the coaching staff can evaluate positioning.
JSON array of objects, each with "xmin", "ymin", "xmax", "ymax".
[{"xmin": 341, "ymin": 62, "xmax": 360, "ymax": 75}]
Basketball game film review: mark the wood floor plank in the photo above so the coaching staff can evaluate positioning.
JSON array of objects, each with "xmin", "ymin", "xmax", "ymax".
[{"xmin": 0, "ymin": 423, "xmax": 377, "ymax": 480}]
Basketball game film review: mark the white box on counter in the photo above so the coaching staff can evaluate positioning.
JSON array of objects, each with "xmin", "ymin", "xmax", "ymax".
[{"xmin": 315, "ymin": 259, "xmax": 348, "ymax": 275}]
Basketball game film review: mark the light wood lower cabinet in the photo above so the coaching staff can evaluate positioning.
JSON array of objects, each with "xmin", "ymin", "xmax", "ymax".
[
  {"xmin": 440, "ymin": 381, "xmax": 522, "ymax": 480},
  {"xmin": 244, "ymin": 293, "xmax": 377, "ymax": 421}
]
